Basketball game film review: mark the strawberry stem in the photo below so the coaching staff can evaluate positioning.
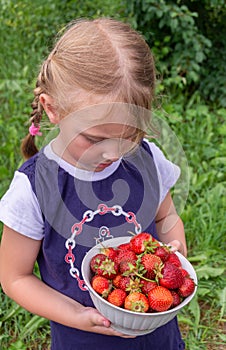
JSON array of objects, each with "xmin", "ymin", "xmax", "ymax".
[
  {"xmin": 134, "ymin": 271, "xmax": 156, "ymax": 283},
  {"xmin": 127, "ymin": 231, "xmax": 136, "ymax": 236}
]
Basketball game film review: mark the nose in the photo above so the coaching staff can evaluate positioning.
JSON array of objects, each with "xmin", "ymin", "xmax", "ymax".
[
  {"xmin": 102, "ymin": 143, "xmax": 120, "ymax": 162},
  {"xmin": 101, "ymin": 139, "xmax": 122, "ymax": 162},
  {"xmin": 102, "ymin": 151, "xmax": 120, "ymax": 162}
]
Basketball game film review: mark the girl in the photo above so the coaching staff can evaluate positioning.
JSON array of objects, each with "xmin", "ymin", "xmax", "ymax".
[{"xmin": 0, "ymin": 18, "xmax": 186, "ymax": 349}]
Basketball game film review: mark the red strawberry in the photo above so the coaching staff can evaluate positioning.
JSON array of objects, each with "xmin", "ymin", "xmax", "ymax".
[
  {"xmin": 148, "ymin": 286, "xmax": 173, "ymax": 312},
  {"xmin": 112, "ymin": 274, "xmax": 122, "ymax": 288},
  {"xmin": 115, "ymin": 249, "xmax": 137, "ymax": 265},
  {"xmin": 141, "ymin": 253, "xmax": 162, "ymax": 279},
  {"xmin": 140, "ymin": 280, "xmax": 157, "ymax": 295},
  {"xmin": 94, "ymin": 256, "xmax": 119, "ymax": 279},
  {"xmin": 178, "ymin": 277, "xmax": 195, "ymax": 297},
  {"xmin": 119, "ymin": 260, "xmax": 136, "ymax": 274},
  {"xmin": 100, "ymin": 246, "xmax": 118, "ymax": 260},
  {"xmin": 118, "ymin": 276, "xmax": 131, "ymax": 291},
  {"xmin": 159, "ymin": 262, "xmax": 184, "ymax": 289},
  {"xmin": 124, "ymin": 292, "xmax": 149, "ymax": 313},
  {"xmin": 130, "ymin": 232, "xmax": 159, "ymax": 254},
  {"xmin": 154, "ymin": 246, "xmax": 170, "ymax": 262},
  {"xmin": 180, "ymin": 268, "xmax": 189, "ymax": 278},
  {"xmin": 107, "ymin": 288, "xmax": 127, "ymax": 307},
  {"xmin": 90, "ymin": 253, "xmax": 107, "ymax": 274},
  {"xmin": 91, "ymin": 275, "xmax": 112, "ymax": 297},
  {"xmin": 118, "ymin": 243, "xmax": 131, "ymax": 251},
  {"xmin": 170, "ymin": 290, "xmax": 181, "ymax": 308},
  {"xmin": 166, "ymin": 252, "xmax": 182, "ymax": 268},
  {"xmin": 119, "ymin": 276, "xmax": 141, "ymax": 293}
]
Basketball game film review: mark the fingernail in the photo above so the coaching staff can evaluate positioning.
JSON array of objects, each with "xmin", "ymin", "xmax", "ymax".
[{"xmin": 103, "ymin": 320, "xmax": 109, "ymax": 327}]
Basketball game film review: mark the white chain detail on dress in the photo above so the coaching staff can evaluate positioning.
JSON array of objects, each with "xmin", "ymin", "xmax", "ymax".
[{"xmin": 64, "ymin": 204, "xmax": 142, "ymax": 290}]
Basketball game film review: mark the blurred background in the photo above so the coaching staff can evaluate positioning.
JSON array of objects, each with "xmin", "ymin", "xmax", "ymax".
[{"xmin": 0, "ymin": 1, "xmax": 225, "ymax": 349}]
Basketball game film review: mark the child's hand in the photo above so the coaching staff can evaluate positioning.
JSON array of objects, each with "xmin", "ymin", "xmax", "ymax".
[
  {"xmin": 78, "ymin": 306, "xmax": 136, "ymax": 338},
  {"xmin": 168, "ymin": 239, "xmax": 185, "ymax": 256}
]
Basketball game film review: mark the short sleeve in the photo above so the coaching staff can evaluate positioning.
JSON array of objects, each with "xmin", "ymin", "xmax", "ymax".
[
  {"xmin": 0, "ymin": 171, "xmax": 44, "ymax": 240},
  {"xmin": 146, "ymin": 140, "xmax": 181, "ymax": 203}
]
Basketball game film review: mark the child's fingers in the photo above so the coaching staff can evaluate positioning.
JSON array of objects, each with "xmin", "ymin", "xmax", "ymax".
[
  {"xmin": 92, "ymin": 313, "xmax": 111, "ymax": 328},
  {"xmin": 89, "ymin": 309, "xmax": 136, "ymax": 337},
  {"xmin": 93, "ymin": 325, "xmax": 136, "ymax": 338},
  {"xmin": 168, "ymin": 239, "xmax": 185, "ymax": 255}
]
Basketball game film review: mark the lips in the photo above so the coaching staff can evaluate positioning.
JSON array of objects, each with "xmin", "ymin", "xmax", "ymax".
[{"xmin": 96, "ymin": 162, "xmax": 112, "ymax": 169}]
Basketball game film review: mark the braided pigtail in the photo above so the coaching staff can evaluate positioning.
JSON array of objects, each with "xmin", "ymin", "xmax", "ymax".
[{"xmin": 21, "ymin": 78, "xmax": 44, "ymax": 159}]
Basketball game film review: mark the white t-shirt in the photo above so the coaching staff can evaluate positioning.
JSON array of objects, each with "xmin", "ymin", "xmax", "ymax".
[{"xmin": 0, "ymin": 140, "xmax": 180, "ymax": 240}]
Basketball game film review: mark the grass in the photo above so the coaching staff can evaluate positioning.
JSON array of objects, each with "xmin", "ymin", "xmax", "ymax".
[
  {"xmin": 0, "ymin": 1, "xmax": 225, "ymax": 349},
  {"xmin": 164, "ymin": 105, "xmax": 226, "ymax": 349}
]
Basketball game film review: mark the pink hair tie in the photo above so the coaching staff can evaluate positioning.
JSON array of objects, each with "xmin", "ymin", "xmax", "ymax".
[{"xmin": 29, "ymin": 123, "xmax": 42, "ymax": 136}]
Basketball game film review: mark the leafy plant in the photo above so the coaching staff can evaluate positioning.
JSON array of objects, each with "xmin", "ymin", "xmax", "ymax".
[{"xmin": 125, "ymin": 0, "xmax": 226, "ymax": 107}]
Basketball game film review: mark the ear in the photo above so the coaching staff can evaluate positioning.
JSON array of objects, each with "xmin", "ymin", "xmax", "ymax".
[{"xmin": 39, "ymin": 93, "xmax": 60, "ymax": 124}]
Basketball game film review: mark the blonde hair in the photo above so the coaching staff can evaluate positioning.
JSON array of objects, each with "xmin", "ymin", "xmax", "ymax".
[{"xmin": 21, "ymin": 18, "xmax": 156, "ymax": 158}]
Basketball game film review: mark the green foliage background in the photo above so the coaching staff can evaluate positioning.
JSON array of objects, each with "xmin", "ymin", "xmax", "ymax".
[{"xmin": 0, "ymin": 1, "xmax": 225, "ymax": 349}]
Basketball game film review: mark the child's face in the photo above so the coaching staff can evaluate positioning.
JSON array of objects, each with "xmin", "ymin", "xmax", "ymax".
[{"xmin": 60, "ymin": 122, "xmax": 140, "ymax": 172}]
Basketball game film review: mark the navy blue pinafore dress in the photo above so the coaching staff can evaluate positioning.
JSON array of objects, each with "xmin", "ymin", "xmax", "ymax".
[{"xmin": 19, "ymin": 141, "xmax": 185, "ymax": 350}]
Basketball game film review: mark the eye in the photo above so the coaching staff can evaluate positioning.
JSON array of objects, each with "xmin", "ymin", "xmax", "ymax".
[{"xmin": 84, "ymin": 135, "xmax": 103, "ymax": 144}]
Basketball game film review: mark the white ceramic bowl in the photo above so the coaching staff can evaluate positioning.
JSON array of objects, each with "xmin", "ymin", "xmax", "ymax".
[{"xmin": 81, "ymin": 237, "xmax": 197, "ymax": 336}]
